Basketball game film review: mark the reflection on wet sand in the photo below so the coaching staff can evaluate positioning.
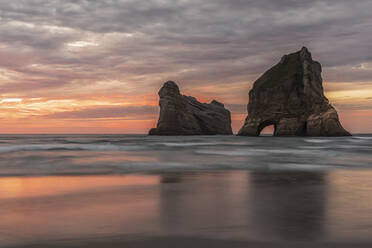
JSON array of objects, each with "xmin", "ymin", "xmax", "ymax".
[
  {"xmin": 157, "ymin": 171, "xmax": 328, "ymax": 242},
  {"xmin": 249, "ymin": 172, "xmax": 327, "ymax": 241},
  {"xmin": 1, "ymin": 171, "xmax": 372, "ymax": 247},
  {"xmin": 0, "ymin": 175, "xmax": 158, "ymax": 199},
  {"xmin": 0, "ymin": 175, "xmax": 161, "ymax": 247},
  {"xmin": 158, "ymin": 172, "xmax": 250, "ymax": 238}
]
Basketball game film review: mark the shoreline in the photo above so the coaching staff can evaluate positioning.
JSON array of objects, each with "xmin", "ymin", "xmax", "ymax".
[{"xmin": 6, "ymin": 236, "xmax": 372, "ymax": 248}]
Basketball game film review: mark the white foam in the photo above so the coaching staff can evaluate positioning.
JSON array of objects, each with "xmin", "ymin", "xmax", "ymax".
[
  {"xmin": 195, "ymin": 149, "xmax": 256, "ymax": 156},
  {"xmin": 298, "ymin": 146, "xmax": 327, "ymax": 149},
  {"xmin": 195, "ymin": 147, "xmax": 332, "ymax": 156},
  {"xmin": 160, "ymin": 142, "xmax": 217, "ymax": 147},
  {"xmin": 304, "ymin": 139, "xmax": 332, "ymax": 143},
  {"xmin": 353, "ymin": 136, "xmax": 372, "ymax": 140}
]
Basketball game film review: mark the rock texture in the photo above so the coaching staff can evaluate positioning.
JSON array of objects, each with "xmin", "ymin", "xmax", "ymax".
[
  {"xmin": 149, "ymin": 81, "xmax": 233, "ymax": 135},
  {"xmin": 238, "ymin": 47, "xmax": 351, "ymax": 136}
]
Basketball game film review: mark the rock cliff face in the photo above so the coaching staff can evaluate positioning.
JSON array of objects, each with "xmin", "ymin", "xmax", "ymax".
[
  {"xmin": 238, "ymin": 47, "xmax": 351, "ymax": 136},
  {"xmin": 149, "ymin": 81, "xmax": 233, "ymax": 135}
]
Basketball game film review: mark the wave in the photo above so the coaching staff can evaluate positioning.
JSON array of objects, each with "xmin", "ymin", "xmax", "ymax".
[
  {"xmin": 194, "ymin": 148, "xmax": 330, "ymax": 156},
  {"xmin": 304, "ymin": 139, "xmax": 333, "ymax": 143},
  {"xmin": 0, "ymin": 159, "xmax": 360, "ymax": 177},
  {"xmin": 0, "ymin": 135, "xmax": 371, "ymax": 177},
  {"xmin": 352, "ymin": 136, "xmax": 372, "ymax": 140},
  {"xmin": 160, "ymin": 142, "xmax": 217, "ymax": 147},
  {"xmin": 0, "ymin": 144, "xmax": 146, "ymax": 153}
]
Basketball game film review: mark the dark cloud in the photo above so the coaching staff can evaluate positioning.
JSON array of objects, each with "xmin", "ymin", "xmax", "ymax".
[{"xmin": 0, "ymin": 0, "xmax": 371, "ymax": 101}]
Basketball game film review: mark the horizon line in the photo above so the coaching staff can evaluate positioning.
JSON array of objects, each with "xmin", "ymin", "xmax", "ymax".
[{"xmin": 0, "ymin": 133, "xmax": 370, "ymax": 135}]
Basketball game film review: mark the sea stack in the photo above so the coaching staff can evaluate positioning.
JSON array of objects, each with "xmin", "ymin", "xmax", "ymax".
[
  {"xmin": 238, "ymin": 47, "xmax": 351, "ymax": 136},
  {"xmin": 149, "ymin": 81, "xmax": 233, "ymax": 135}
]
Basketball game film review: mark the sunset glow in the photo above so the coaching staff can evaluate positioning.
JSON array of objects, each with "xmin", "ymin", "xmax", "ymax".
[
  {"xmin": 1, "ymin": 98, "xmax": 23, "ymax": 103},
  {"xmin": 0, "ymin": 1, "xmax": 371, "ymax": 134},
  {"xmin": 67, "ymin": 41, "xmax": 99, "ymax": 47}
]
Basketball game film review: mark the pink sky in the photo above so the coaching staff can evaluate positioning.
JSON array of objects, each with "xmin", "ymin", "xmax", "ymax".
[{"xmin": 0, "ymin": 1, "xmax": 371, "ymax": 134}]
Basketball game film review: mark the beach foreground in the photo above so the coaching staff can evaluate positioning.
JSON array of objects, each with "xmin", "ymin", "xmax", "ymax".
[
  {"xmin": 0, "ymin": 135, "xmax": 372, "ymax": 247},
  {"xmin": 1, "ymin": 170, "xmax": 372, "ymax": 247}
]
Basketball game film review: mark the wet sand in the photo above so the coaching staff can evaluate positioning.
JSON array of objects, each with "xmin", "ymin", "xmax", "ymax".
[
  {"xmin": 8, "ymin": 236, "xmax": 372, "ymax": 248},
  {"xmin": 1, "ymin": 170, "xmax": 372, "ymax": 247}
]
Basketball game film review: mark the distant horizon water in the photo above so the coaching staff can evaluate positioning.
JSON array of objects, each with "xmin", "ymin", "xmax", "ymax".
[{"xmin": 0, "ymin": 134, "xmax": 371, "ymax": 177}]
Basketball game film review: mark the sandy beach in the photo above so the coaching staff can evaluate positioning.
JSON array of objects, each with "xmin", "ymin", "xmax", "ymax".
[{"xmin": 1, "ymin": 170, "xmax": 372, "ymax": 247}]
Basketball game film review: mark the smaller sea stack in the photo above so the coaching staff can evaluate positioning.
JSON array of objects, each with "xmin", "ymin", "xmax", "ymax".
[{"xmin": 149, "ymin": 81, "xmax": 233, "ymax": 135}]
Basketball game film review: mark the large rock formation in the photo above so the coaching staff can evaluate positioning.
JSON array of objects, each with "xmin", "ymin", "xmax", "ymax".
[
  {"xmin": 149, "ymin": 81, "xmax": 233, "ymax": 135},
  {"xmin": 238, "ymin": 47, "xmax": 351, "ymax": 136}
]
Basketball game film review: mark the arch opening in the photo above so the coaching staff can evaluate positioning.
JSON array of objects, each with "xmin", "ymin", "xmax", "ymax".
[
  {"xmin": 258, "ymin": 120, "xmax": 277, "ymax": 136},
  {"xmin": 259, "ymin": 125, "xmax": 275, "ymax": 136}
]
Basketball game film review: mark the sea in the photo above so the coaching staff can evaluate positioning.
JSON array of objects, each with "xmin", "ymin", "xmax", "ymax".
[{"xmin": 1, "ymin": 134, "xmax": 372, "ymax": 247}]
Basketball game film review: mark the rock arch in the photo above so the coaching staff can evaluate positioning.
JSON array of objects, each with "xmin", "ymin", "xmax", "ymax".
[{"xmin": 238, "ymin": 47, "xmax": 350, "ymax": 137}]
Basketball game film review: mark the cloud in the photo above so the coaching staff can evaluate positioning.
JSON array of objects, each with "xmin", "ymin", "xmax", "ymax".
[
  {"xmin": 44, "ymin": 105, "xmax": 157, "ymax": 119},
  {"xmin": 0, "ymin": 0, "xmax": 372, "ymax": 132}
]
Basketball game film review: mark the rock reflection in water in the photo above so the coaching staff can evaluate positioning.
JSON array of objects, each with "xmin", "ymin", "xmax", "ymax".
[
  {"xmin": 248, "ymin": 171, "xmax": 327, "ymax": 241},
  {"xmin": 158, "ymin": 172, "xmax": 251, "ymax": 238},
  {"xmin": 158, "ymin": 171, "xmax": 327, "ymax": 242}
]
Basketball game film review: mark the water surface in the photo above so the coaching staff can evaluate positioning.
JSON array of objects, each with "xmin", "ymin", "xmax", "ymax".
[
  {"xmin": 0, "ymin": 134, "xmax": 371, "ymax": 175},
  {"xmin": 0, "ymin": 135, "xmax": 371, "ymax": 247}
]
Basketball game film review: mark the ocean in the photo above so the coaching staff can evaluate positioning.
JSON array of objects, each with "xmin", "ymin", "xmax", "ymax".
[
  {"xmin": 0, "ymin": 134, "xmax": 371, "ymax": 176},
  {"xmin": 1, "ymin": 134, "xmax": 372, "ymax": 247}
]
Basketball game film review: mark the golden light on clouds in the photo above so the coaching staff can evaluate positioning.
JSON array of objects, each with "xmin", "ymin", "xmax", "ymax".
[
  {"xmin": 1, "ymin": 98, "xmax": 22, "ymax": 103},
  {"xmin": 0, "ymin": 0, "xmax": 371, "ymax": 134},
  {"xmin": 67, "ymin": 41, "xmax": 99, "ymax": 48},
  {"xmin": 325, "ymin": 82, "xmax": 372, "ymax": 100}
]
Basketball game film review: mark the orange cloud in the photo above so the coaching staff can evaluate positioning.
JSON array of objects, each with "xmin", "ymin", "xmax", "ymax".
[{"xmin": 0, "ymin": 74, "xmax": 371, "ymax": 134}]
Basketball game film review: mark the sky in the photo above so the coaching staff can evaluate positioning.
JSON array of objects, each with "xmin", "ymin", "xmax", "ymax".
[{"xmin": 0, "ymin": 0, "xmax": 372, "ymax": 134}]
